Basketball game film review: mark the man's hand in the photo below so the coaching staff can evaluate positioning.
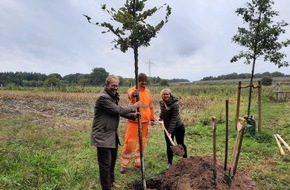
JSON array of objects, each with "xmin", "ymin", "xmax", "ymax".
[
  {"xmin": 135, "ymin": 112, "xmax": 141, "ymax": 119},
  {"xmin": 133, "ymin": 101, "xmax": 141, "ymax": 109},
  {"xmin": 133, "ymin": 89, "xmax": 139, "ymax": 97}
]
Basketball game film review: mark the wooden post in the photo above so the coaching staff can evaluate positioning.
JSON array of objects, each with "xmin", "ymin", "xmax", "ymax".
[
  {"xmin": 235, "ymin": 81, "xmax": 241, "ymax": 130},
  {"xmin": 224, "ymin": 100, "xmax": 229, "ymax": 171},
  {"xmin": 258, "ymin": 81, "xmax": 262, "ymax": 132},
  {"xmin": 212, "ymin": 117, "xmax": 217, "ymax": 184},
  {"xmin": 277, "ymin": 83, "xmax": 284, "ymax": 101}
]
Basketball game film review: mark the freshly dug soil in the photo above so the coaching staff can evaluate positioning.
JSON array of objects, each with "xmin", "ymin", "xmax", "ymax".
[
  {"xmin": 128, "ymin": 156, "xmax": 257, "ymax": 190},
  {"xmin": 161, "ymin": 156, "xmax": 257, "ymax": 190}
]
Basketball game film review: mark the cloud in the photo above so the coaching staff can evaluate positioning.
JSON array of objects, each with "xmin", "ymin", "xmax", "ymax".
[{"xmin": 0, "ymin": 0, "xmax": 289, "ymax": 81}]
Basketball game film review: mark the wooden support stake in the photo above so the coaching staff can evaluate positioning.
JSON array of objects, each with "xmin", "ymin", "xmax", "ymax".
[
  {"xmin": 212, "ymin": 116, "xmax": 217, "ymax": 184},
  {"xmin": 276, "ymin": 134, "xmax": 290, "ymax": 152},
  {"xmin": 235, "ymin": 82, "xmax": 241, "ymax": 130},
  {"xmin": 258, "ymin": 81, "xmax": 262, "ymax": 132},
  {"xmin": 224, "ymin": 100, "xmax": 229, "ymax": 172},
  {"xmin": 274, "ymin": 134, "xmax": 285, "ymax": 155}
]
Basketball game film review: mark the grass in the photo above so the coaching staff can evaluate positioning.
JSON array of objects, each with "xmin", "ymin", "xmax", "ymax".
[{"xmin": 0, "ymin": 83, "xmax": 290, "ymax": 189}]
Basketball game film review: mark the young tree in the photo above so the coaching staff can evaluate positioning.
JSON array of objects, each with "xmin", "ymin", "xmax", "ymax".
[
  {"xmin": 231, "ymin": 0, "xmax": 290, "ymax": 117},
  {"xmin": 84, "ymin": 1, "xmax": 171, "ymax": 188}
]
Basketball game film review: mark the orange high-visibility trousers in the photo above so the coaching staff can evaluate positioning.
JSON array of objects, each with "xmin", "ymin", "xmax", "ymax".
[{"xmin": 120, "ymin": 121, "xmax": 149, "ymax": 168}]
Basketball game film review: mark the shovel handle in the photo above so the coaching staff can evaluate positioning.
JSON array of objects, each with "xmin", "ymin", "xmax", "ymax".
[
  {"xmin": 159, "ymin": 121, "xmax": 176, "ymax": 146},
  {"xmin": 276, "ymin": 134, "xmax": 290, "ymax": 151},
  {"xmin": 274, "ymin": 134, "xmax": 285, "ymax": 155}
]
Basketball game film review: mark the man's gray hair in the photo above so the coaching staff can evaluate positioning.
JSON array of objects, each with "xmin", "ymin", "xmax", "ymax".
[{"xmin": 105, "ymin": 75, "xmax": 119, "ymax": 86}]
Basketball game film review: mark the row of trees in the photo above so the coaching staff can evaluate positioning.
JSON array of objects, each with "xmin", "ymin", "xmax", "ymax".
[
  {"xmin": 0, "ymin": 67, "xmax": 171, "ymax": 87},
  {"xmin": 201, "ymin": 71, "xmax": 288, "ymax": 81},
  {"xmin": 1, "ymin": 69, "xmax": 287, "ymax": 88}
]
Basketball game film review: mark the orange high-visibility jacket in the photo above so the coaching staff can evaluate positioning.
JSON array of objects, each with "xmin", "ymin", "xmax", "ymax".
[{"xmin": 127, "ymin": 86, "xmax": 154, "ymax": 122}]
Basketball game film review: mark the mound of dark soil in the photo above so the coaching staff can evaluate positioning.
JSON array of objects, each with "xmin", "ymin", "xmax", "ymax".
[
  {"xmin": 162, "ymin": 156, "xmax": 257, "ymax": 190},
  {"xmin": 128, "ymin": 156, "xmax": 257, "ymax": 190}
]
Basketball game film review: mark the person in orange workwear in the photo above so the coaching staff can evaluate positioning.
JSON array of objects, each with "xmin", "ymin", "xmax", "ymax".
[{"xmin": 120, "ymin": 73, "xmax": 155, "ymax": 174}]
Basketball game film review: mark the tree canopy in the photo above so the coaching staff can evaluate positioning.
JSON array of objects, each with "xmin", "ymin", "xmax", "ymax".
[
  {"xmin": 84, "ymin": 1, "xmax": 171, "ymax": 53},
  {"xmin": 231, "ymin": 0, "xmax": 290, "ymax": 71}
]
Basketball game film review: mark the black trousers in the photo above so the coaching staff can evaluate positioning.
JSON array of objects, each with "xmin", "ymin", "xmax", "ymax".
[
  {"xmin": 97, "ymin": 146, "xmax": 118, "ymax": 190},
  {"xmin": 164, "ymin": 124, "xmax": 187, "ymax": 164}
]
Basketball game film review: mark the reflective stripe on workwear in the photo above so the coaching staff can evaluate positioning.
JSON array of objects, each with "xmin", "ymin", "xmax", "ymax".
[
  {"xmin": 134, "ymin": 158, "xmax": 141, "ymax": 167},
  {"xmin": 120, "ymin": 122, "xmax": 149, "ymax": 168},
  {"xmin": 120, "ymin": 159, "xmax": 130, "ymax": 167},
  {"xmin": 122, "ymin": 154, "xmax": 131, "ymax": 159}
]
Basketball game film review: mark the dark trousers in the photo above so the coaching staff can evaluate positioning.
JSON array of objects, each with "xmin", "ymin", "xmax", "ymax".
[
  {"xmin": 97, "ymin": 146, "xmax": 118, "ymax": 190},
  {"xmin": 164, "ymin": 124, "xmax": 187, "ymax": 164}
]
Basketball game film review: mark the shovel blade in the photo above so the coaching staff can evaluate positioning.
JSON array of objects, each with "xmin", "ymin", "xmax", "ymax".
[
  {"xmin": 170, "ymin": 145, "xmax": 185, "ymax": 156},
  {"xmin": 223, "ymin": 174, "xmax": 233, "ymax": 187}
]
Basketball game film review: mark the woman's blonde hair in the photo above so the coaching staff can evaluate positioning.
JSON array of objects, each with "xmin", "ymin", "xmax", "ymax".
[{"xmin": 160, "ymin": 88, "xmax": 171, "ymax": 96}]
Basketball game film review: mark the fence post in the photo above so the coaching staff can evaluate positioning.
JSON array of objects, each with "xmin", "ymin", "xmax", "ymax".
[{"xmin": 258, "ymin": 81, "xmax": 262, "ymax": 132}]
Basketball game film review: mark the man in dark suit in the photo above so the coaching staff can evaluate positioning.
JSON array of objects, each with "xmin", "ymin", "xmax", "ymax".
[{"xmin": 91, "ymin": 75, "xmax": 140, "ymax": 190}]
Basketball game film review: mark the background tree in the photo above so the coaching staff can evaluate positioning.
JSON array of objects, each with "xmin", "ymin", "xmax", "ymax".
[
  {"xmin": 231, "ymin": 0, "xmax": 290, "ymax": 116},
  {"xmin": 84, "ymin": 1, "xmax": 171, "ymax": 188},
  {"xmin": 271, "ymin": 71, "xmax": 285, "ymax": 77},
  {"xmin": 44, "ymin": 77, "xmax": 64, "ymax": 88},
  {"xmin": 63, "ymin": 73, "xmax": 82, "ymax": 84},
  {"xmin": 159, "ymin": 79, "xmax": 169, "ymax": 86},
  {"xmin": 47, "ymin": 73, "xmax": 62, "ymax": 80},
  {"xmin": 89, "ymin": 67, "xmax": 109, "ymax": 86}
]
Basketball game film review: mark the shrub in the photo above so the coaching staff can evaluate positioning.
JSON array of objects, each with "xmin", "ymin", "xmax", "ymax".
[{"xmin": 261, "ymin": 76, "xmax": 273, "ymax": 86}]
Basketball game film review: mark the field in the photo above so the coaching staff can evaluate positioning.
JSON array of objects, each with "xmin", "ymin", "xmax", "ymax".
[{"xmin": 0, "ymin": 82, "xmax": 290, "ymax": 189}]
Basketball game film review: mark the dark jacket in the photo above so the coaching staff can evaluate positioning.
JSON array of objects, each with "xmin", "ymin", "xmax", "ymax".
[
  {"xmin": 91, "ymin": 89, "xmax": 136, "ymax": 148},
  {"xmin": 159, "ymin": 94, "xmax": 183, "ymax": 134}
]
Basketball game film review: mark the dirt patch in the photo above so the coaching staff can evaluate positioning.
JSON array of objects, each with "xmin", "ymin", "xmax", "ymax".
[
  {"xmin": 128, "ymin": 156, "xmax": 257, "ymax": 190},
  {"xmin": 162, "ymin": 156, "xmax": 257, "ymax": 190}
]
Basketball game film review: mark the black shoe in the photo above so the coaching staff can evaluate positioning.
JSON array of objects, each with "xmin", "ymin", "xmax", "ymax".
[{"xmin": 120, "ymin": 167, "xmax": 126, "ymax": 174}]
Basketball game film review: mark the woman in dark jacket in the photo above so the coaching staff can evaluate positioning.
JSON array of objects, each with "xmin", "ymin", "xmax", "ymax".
[{"xmin": 159, "ymin": 88, "xmax": 187, "ymax": 169}]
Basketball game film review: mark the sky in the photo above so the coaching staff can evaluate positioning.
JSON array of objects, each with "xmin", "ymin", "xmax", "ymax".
[{"xmin": 0, "ymin": 0, "xmax": 290, "ymax": 82}]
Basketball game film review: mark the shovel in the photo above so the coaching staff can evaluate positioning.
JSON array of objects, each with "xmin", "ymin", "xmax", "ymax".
[
  {"xmin": 159, "ymin": 121, "xmax": 185, "ymax": 156},
  {"xmin": 224, "ymin": 117, "xmax": 247, "ymax": 186}
]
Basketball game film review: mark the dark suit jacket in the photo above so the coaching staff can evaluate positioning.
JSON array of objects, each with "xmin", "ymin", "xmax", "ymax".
[{"xmin": 91, "ymin": 89, "xmax": 136, "ymax": 148}]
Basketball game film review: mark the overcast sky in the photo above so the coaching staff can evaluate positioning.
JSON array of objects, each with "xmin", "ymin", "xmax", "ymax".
[{"xmin": 1, "ymin": 0, "xmax": 289, "ymax": 81}]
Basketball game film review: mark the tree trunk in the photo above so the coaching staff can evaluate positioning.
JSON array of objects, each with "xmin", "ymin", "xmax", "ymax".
[
  {"xmin": 247, "ymin": 57, "xmax": 256, "ymax": 117},
  {"xmin": 133, "ymin": 1, "xmax": 146, "ymax": 189},
  {"xmin": 247, "ymin": 11, "xmax": 261, "ymax": 118},
  {"xmin": 134, "ymin": 45, "xmax": 146, "ymax": 190}
]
